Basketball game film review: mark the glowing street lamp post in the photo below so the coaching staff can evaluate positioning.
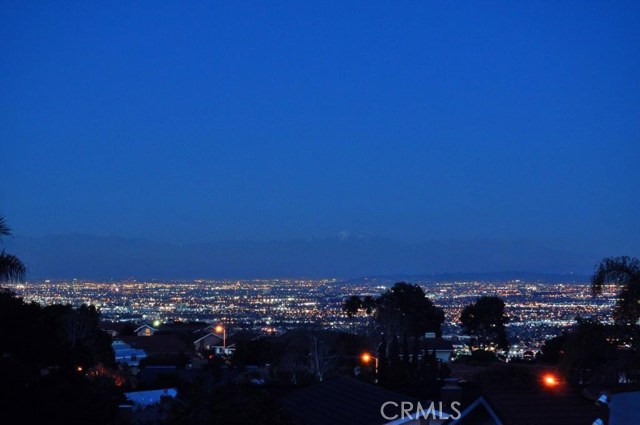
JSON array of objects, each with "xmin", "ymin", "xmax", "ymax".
[
  {"xmin": 542, "ymin": 373, "xmax": 559, "ymax": 388},
  {"xmin": 361, "ymin": 353, "xmax": 379, "ymax": 383},
  {"xmin": 215, "ymin": 325, "xmax": 226, "ymax": 355}
]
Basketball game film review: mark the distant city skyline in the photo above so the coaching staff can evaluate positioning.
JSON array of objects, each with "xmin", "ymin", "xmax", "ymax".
[{"xmin": 3, "ymin": 277, "xmax": 619, "ymax": 357}]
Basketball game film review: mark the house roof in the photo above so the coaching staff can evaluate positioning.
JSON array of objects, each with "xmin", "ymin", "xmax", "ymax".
[
  {"xmin": 197, "ymin": 324, "xmax": 217, "ymax": 332},
  {"xmin": 279, "ymin": 377, "xmax": 445, "ymax": 425},
  {"xmin": 112, "ymin": 340, "xmax": 131, "ymax": 349},
  {"xmin": 446, "ymin": 396, "xmax": 503, "ymax": 425},
  {"xmin": 193, "ymin": 332, "xmax": 223, "ymax": 344},
  {"xmin": 478, "ymin": 387, "xmax": 606, "ymax": 425},
  {"xmin": 609, "ymin": 391, "xmax": 640, "ymax": 425},
  {"xmin": 125, "ymin": 388, "xmax": 177, "ymax": 407},
  {"xmin": 444, "ymin": 364, "xmax": 611, "ymax": 425},
  {"xmin": 227, "ymin": 330, "xmax": 262, "ymax": 345},
  {"xmin": 134, "ymin": 324, "xmax": 157, "ymax": 332},
  {"xmin": 192, "ymin": 330, "xmax": 259, "ymax": 346},
  {"xmin": 114, "ymin": 348, "xmax": 147, "ymax": 357}
]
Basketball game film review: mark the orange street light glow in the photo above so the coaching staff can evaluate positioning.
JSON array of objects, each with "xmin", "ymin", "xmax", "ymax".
[
  {"xmin": 543, "ymin": 374, "xmax": 559, "ymax": 387},
  {"xmin": 361, "ymin": 353, "xmax": 372, "ymax": 363},
  {"xmin": 215, "ymin": 325, "xmax": 224, "ymax": 333}
]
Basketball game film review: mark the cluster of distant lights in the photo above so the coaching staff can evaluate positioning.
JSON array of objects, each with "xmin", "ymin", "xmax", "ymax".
[{"xmin": 6, "ymin": 279, "xmax": 618, "ymax": 353}]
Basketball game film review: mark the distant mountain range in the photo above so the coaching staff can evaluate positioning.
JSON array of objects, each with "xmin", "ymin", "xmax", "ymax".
[
  {"xmin": 343, "ymin": 271, "xmax": 591, "ymax": 284},
  {"xmin": 3, "ymin": 233, "xmax": 615, "ymax": 281}
]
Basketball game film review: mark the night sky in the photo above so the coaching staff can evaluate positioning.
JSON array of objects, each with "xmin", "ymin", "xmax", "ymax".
[{"xmin": 2, "ymin": 2, "xmax": 639, "ymax": 257}]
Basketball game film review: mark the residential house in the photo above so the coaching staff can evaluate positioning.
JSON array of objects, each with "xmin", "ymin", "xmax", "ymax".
[
  {"xmin": 424, "ymin": 333, "xmax": 454, "ymax": 363},
  {"xmin": 398, "ymin": 333, "xmax": 454, "ymax": 364},
  {"xmin": 193, "ymin": 329, "xmax": 263, "ymax": 356},
  {"xmin": 134, "ymin": 324, "xmax": 157, "ymax": 336},
  {"xmin": 193, "ymin": 332, "xmax": 234, "ymax": 355},
  {"xmin": 446, "ymin": 386, "xmax": 609, "ymax": 425},
  {"xmin": 113, "ymin": 340, "xmax": 148, "ymax": 366}
]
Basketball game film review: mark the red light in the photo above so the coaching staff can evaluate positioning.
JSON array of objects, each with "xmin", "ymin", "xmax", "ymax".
[{"xmin": 543, "ymin": 373, "xmax": 559, "ymax": 387}]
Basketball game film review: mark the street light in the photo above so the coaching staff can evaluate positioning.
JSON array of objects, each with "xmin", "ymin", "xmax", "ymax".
[
  {"xmin": 361, "ymin": 352, "xmax": 379, "ymax": 383},
  {"xmin": 542, "ymin": 373, "xmax": 559, "ymax": 388},
  {"xmin": 214, "ymin": 325, "xmax": 226, "ymax": 353}
]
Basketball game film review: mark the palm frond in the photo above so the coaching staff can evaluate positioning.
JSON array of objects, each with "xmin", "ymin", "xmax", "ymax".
[
  {"xmin": 0, "ymin": 250, "xmax": 26, "ymax": 282},
  {"xmin": 591, "ymin": 256, "xmax": 640, "ymax": 295},
  {"xmin": 0, "ymin": 217, "xmax": 11, "ymax": 238}
]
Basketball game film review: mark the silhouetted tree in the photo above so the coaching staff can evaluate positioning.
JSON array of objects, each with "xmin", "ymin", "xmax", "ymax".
[
  {"xmin": 377, "ymin": 335, "xmax": 388, "ymax": 384},
  {"xmin": 387, "ymin": 335, "xmax": 404, "ymax": 386},
  {"xmin": 0, "ymin": 290, "xmax": 121, "ymax": 425},
  {"xmin": 119, "ymin": 322, "xmax": 137, "ymax": 336},
  {"xmin": 538, "ymin": 333, "xmax": 568, "ymax": 364},
  {"xmin": 592, "ymin": 256, "xmax": 640, "ymax": 326},
  {"xmin": 537, "ymin": 317, "xmax": 636, "ymax": 385},
  {"xmin": 419, "ymin": 351, "xmax": 438, "ymax": 386},
  {"xmin": 402, "ymin": 334, "xmax": 410, "ymax": 365},
  {"xmin": 362, "ymin": 295, "xmax": 375, "ymax": 315},
  {"xmin": 460, "ymin": 296, "xmax": 509, "ymax": 351},
  {"xmin": 233, "ymin": 330, "xmax": 367, "ymax": 385},
  {"xmin": 0, "ymin": 217, "xmax": 25, "ymax": 282},
  {"xmin": 309, "ymin": 332, "xmax": 339, "ymax": 382},
  {"xmin": 560, "ymin": 318, "xmax": 619, "ymax": 384},
  {"xmin": 342, "ymin": 295, "xmax": 362, "ymax": 333},
  {"xmin": 411, "ymin": 334, "xmax": 420, "ymax": 370},
  {"xmin": 375, "ymin": 282, "xmax": 445, "ymax": 340}
]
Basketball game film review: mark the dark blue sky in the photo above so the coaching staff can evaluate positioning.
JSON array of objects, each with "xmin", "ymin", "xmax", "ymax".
[{"xmin": 2, "ymin": 2, "xmax": 639, "ymax": 254}]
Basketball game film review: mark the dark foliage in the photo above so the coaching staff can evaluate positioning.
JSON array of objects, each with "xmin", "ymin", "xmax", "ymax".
[
  {"xmin": 119, "ymin": 322, "xmax": 137, "ymax": 336},
  {"xmin": 166, "ymin": 381, "xmax": 297, "ymax": 425},
  {"xmin": 474, "ymin": 364, "xmax": 541, "ymax": 390},
  {"xmin": 0, "ymin": 216, "xmax": 26, "ymax": 282},
  {"xmin": 233, "ymin": 329, "xmax": 369, "ymax": 384},
  {"xmin": 558, "ymin": 318, "xmax": 619, "ymax": 383},
  {"xmin": 460, "ymin": 296, "xmax": 509, "ymax": 351},
  {"xmin": 340, "ymin": 282, "xmax": 447, "ymax": 395},
  {"xmin": 0, "ymin": 289, "xmax": 121, "ymax": 424},
  {"xmin": 538, "ymin": 317, "xmax": 640, "ymax": 384},
  {"xmin": 375, "ymin": 282, "xmax": 445, "ymax": 339},
  {"xmin": 342, "ymin": 295, "xmax": 362, "ymax": 333},
  {"xmin": 538, "ymin": 333, "xmax": 568, "ymax": 364},
  {"xmin": 592, "ymin": 256, "xmax": 640, "ymax": 326}
]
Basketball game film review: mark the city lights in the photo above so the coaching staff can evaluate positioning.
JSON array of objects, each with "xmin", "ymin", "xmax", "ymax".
[{"xmin": 4, "ymin": 279, "xmax": 618, "ymax": 356}]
